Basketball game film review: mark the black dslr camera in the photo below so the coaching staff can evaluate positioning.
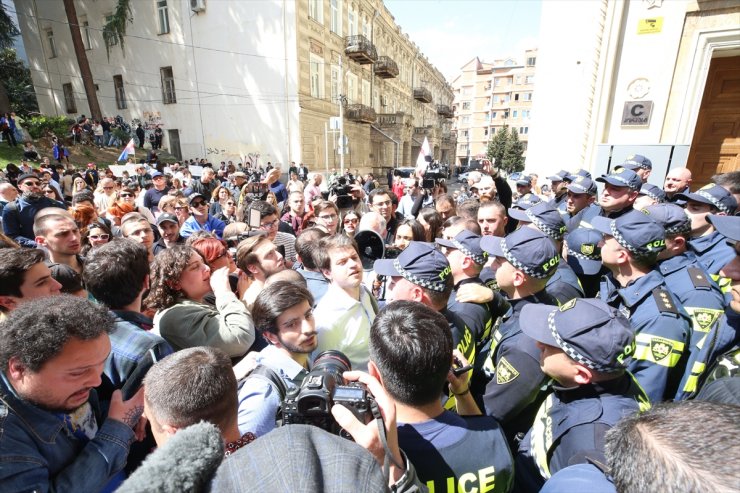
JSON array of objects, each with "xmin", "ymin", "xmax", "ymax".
[{"xmin": 282, "ymin": 350, "xmax": 374, "ymax": 437}]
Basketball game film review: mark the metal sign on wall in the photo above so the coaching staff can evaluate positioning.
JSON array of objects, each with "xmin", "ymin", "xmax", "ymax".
[{"xmin": 621, "ymin": 101, "xmax": 654, "ymax": 127}]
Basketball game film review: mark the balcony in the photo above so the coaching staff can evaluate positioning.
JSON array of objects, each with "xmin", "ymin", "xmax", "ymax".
[
  {"xmin": 377, "ymin": 112, "xmax": 407, "ymax": 126},
  {"xmin": 374, "ymin": 56, "xmax": 399, "ymax": 79},
  {"xmin": 437, "ymin": 104, "xmax": 453, "ymax": 118},
  {"xmin": 345, "ymin": 104, "xmax": 377, "ymax": 124},
  {"xmin": 413, "ymin": 125, "xmax": 432, "ymax": 135},
  {"xmin": 345, "ymin": 35, "xmax": 377, "ymax": 65},
  {"xmin": 413, "ymin": 87, "xmax": 433, "ymax": 103}
]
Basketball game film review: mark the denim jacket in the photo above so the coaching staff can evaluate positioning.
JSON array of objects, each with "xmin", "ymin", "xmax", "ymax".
[{"xmin": 0, "ymin": 372, "xmax": 135, "ymax": 493}]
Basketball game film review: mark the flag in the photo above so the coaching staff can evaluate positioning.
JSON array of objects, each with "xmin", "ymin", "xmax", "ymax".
[
  {"xmin": 415, "ymin": 136, "xmax": 431, "ymax": 172},
  {"xmin": 117, "ymin": 138, "xmax": 135, "ymax": 162}
]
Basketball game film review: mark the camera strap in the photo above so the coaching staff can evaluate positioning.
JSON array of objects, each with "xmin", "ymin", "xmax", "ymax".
[{"xmin": 370, "ymin": 399, "xmax": 403, "ymax": 481}]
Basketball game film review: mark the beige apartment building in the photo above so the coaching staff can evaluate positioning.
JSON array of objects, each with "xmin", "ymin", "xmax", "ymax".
[
  {"xmin": 451, "ymin": 50, "xmax": 537, "ymax": 167},
  {"xmin": 297, "ymin": 0, "xmax": 456, "ymax": 173}
]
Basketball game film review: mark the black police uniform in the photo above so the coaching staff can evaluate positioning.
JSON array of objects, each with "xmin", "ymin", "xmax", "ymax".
[
  {"xmin": 599, "ymin": 270, "xmax": 691, "ymax": 402},
  {"xmin": 448, "ymin": 277, "xmax": 510, "ymax": 406},
  {"xmin": 482, "ymin": 292, "xmax": 557, "ymax": 445},
  {"xmin": 545, "ymin": 260, "xmax": 584, "ymax": 305}
]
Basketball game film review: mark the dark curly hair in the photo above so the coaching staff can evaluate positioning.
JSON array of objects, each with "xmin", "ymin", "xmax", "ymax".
[
  {"xmin": 145, "ymin": 245, "xmax": 200, "ymax": 311},
  {"xmin": 0, "ymin": 295, "xmax": 114, "ymax": 371}
]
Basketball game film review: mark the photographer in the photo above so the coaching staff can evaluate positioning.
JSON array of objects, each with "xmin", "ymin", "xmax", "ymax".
[{"xmin": 237, "ymin": 281, "xmax": 316, "ymax": 437}]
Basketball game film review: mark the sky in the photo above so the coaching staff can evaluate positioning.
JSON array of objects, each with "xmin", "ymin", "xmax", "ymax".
[{"xmin": 384, "ymin": 0, "xmax": 542, "ymax": 81}]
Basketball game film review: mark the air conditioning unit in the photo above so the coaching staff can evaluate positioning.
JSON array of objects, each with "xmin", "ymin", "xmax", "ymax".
[{"xmin": 190, "ymin": 0, "xmax": 206, "ymax": 12}]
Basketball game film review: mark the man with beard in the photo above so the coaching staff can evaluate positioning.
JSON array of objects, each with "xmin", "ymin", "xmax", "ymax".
[
  {"xmin": 34, "ymin": 214, "xmax": 83, "ymax": 274},
  {"xmin": 2, "ymin": 173, "xmax": 65, "ymax": 247},
  {"xmin": 0, "ymin": 295, "xmax": 147, "ymax": 492},
  {"xmin": 313, "ymin": 234, "xmax": 378, "ymax": 372},
  {"xmin": 237, "ymin": 281, "xmax": 317, "ymax": 437},
  {"xmin": 236, "ymin": 234, "xmax": 286, "ymax": 309}
]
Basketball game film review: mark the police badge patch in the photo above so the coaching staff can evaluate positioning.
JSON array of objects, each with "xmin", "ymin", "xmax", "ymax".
[
  {"xmin": 650, "ymin": 338, "xmax": 674, "ymax": 362},
  {"xmin": 580, "ymin": 244, "xmax": 595, "ymax": 256},
  {"xmin": 496, "ymin": 357, "xmax": 520, "ymax": 384},
  {"xmin": 693, "ymin": 309, "xmax": 720, "ymax": 332}
]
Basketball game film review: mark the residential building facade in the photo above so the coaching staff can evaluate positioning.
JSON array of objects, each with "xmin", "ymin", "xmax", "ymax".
[
  {"xmin": 451, "ymin": 50, "xmax": 536, "ymax": 167},
  {"xmin": 16, "ymin": 0, "xmax": 454, "ymax": 175}
]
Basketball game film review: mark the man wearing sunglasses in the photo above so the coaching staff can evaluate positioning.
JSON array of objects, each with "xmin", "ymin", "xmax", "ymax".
[
  {"xmin": 180, "ymin": 193, "xmax": 225, "ymax": 239},
  {"xmin": 2, "ymin": 173, "xmax": 65, "ymax": 247}
]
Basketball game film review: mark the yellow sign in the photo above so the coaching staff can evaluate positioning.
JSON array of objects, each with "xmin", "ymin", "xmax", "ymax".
[{"xmin": 638, "ymin": 17, "xmax": 663, "ymax": 34}]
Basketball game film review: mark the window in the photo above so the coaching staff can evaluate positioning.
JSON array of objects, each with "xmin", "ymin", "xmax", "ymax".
[
  {"xmin": 160, "ymin": 66, "xmax": 176, "ymax": 104},
  {"xmin": 462, "ymin": 101, "xmax": 471, "ymax": 110},
  {"xmin": 462, "ymin": 86, "xmax": 472, "ymax": 96},
  {"xmin": 81, "ymin": 19, "xmax": 92, "ymax": 50},
  {"xmin": 491, "ymin": 111, "xmax": 497, "ymax": 119},
  {"xmin": 459, "ymin": 143, "xmax": 468, "ymax": 152},
  {"xmin": 520, "ymin": 127, "xmax": 529, "ymax": 134},
  {"xmin": 521, "ymin": 110, "xmax": 531, "ymax": 119},
  {"xmin": 462, "ymin": 130, "xmax": 468, "ymax": 137},
  {"xmin": 490, "ymin": 127, "xmax": 495, "ymax": 134},
  {"xmin": 461, "ymin": 116, "xmax": 470, "ymax": 125},
  {"xmin": 157, "ymin": 0, "xmax": 170, "ymax": 34},
  {"xmin": 512, "ymin": 110, "xmax": 518, "ymax": 118},
  {"xmin": 348, "ymin": 5, "xmax": 357, "ymax": 36},
  {"xmin": 524, "ymin": 92, "xmax": 533, "ymax": 101},
  {"xmin": 527, "ymin": 56, "xmax": 536, "ymax": 66},
  {"xmin": 484, "ymin": 128, "xmax": 488, "ymax": 136},
  {"xmin": 526, "ymin": 75, "xmax": 535, "ymax": 84},
  {"xmin": 62, "ymin": 83, "xmax": 76, "ymax": 113},
  {"xmin": 105, "ymin": 16, "xmax": 117, "ymax": 45},
  {"xmin": 347, "ymin": 73, "xmax": 357, "ymax": 103},
  {"xmin": 361, "ymin": 79, "xmax": 370, "ymax": 106},
  {"xmin": 46, "ymin": 29, "xmax": 57, "ymax": 58},
  {"xmin": 514, "ymin": 93, "xmax": 519, "ymax": 101},
  {"xmin": 330, "ymin": 0, "xmax": 342, "ymax": 34},
  {"xmin": 493, "ymin": 78, "xmax": 501, "ymax": 87},
  {"xmin": 484, "ymin": 113, "xmax": 490, "ymax": 121},
  {"xmin": 362, "ymin": 14, "xmax": 369, "ymax": 38},
  {"xmin": 331, "ymin": 65, "xmax": 340, "ymax": 102},
  {"xmin": 309, "ymin": 0, "xmax": 323, "ymax": 24},
  {"xmin": 309, "ymin": 54, "xmax": 323, "ymax": 98},
  {"xmin": 113, "ymin": 75, "xmax": 127, "ymax": 109}
]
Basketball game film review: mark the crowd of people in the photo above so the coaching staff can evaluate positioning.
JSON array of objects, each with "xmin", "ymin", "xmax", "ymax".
[{"xmin": 0, "ymin": 150, "xmax": 738, "ymax": 492}]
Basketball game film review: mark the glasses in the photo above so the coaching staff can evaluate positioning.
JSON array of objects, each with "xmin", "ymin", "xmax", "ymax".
[
  {"xmin": 174, "ymin": 206, "xmax": 188, "ymax": 211},
  {"xmin": 259, "ymin": 219, "xmax": 279, "ymax": 230},
  {"xmin": 372, "ymin": 200, "xmax": 392, "ymax": 208},
  {"xmin": 20, "ymin": 181, "xmax": 41, "ymax": 187},
  {"xmin": 191, "ymin": 201, "xmax": 207, "ymax": 208},
  {"xmin": 89, "ymin": 234, "xmax": 110, "ymax": 241},
  {"xmin": 318, "ymin": 214, "xmax": 338, "ymax": 221},
  {"xmin": 344, "ymin": 218, "xmax": 358, "ymax": 224},
  {"xmin": 120, "ymin": 193, "xmax": 133, "ymax": 198}
]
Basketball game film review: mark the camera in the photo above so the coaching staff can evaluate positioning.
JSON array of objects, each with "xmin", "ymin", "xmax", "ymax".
[{"xmin": 282, "ymin": 350, "xmax": 374, "ymax": 437}]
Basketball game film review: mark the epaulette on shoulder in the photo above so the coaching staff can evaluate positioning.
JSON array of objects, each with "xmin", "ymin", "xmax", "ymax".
[
  {"xmin": 687, "ymin": 267, "xmax": 712, "ymax": 289},
  {"xmin": 652, "ymin": 288, "xmax": 679, "ymax": 315}
]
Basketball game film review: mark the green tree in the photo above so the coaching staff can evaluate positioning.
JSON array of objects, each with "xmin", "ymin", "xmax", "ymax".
[
  {"xmin": 0, "ymin": 4, "xmax": 20, "ymax": 113},
  {"xmin": 102, "ymin": 0, "xmax": 132, "ymax": 59},
  {"xmin": 502, "ymin": 127, "xmax": 525, "ymax": 173},
  {"xmin": 0, "ymin": 48, "xmax": 39, "ymax": 114},
  {"xmin": 486, "ymin": 124, "xmax": 508, "ymax": 170}
]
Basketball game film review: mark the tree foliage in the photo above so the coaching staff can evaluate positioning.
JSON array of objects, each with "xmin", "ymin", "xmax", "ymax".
[
  {"xmin": 0, "ymin": 49, "xmax": 38, "ymax": 115},
  {"xmin": 486, "ymin": 124, "xmax": 525, "ymax": 174},
  {"xmin": 102, "ymin": 0, "xmax": 132, "ymax": 60},
  {"xmin": 0, "ymin": 5, "xmax": 20, "ymax": 50}
]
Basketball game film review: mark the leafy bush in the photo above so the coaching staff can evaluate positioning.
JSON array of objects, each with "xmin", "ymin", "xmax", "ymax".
[{"xmin": 25, "ymin": 115, "xmax": 74, "ymax": 139}]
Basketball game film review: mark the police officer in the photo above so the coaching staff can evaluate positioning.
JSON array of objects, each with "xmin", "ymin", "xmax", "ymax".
[
  {"xmin": 479, "ymin": 228, "xmax": 560, "ymax": 445},
  {"xmin": 508, "ymin": 200, "xmax": 584, "ymax": 304},
  {"xmin": 515, "ymin": 298, "xmax": 649, "ymax": 492},
  {"xmin": 643, "ymin": 203, "xmax": 726, "ymax": 354},
  {"xmin": 563, "ymin": 175, "xmax": 599, "ymax": 231},
  {"xmin": 593, "ymin": 210, "xmax": 692, "ymax": 402},
  {"xmin": 675, "ymin": 183, "xmax": 738, "ymax": 277},
  {"xmin": 546, "ymin": 170, "xmax": 571, "ymax": 214},
  {"xmin": 436, "ymin": 230, "xmax": 509, "ymax": 404},
  {"xmin": 676, "ymin": 214, "xmax": 740, "ymax": 400},
  {"xmin": 634, "ymin": 183, "xmax": 667, "ymax": 210},
  {"xmin": 615, "ymin": 154, "xmax": 653, "ymax": 183},
  {"xmin": 564, "ymin": 227, "xmax": 607, "ymax": 298},
  {"xmin": 594, "ymin": 168, "xmax": 642, "ymax": 219},
  {"xmin": 374, "ymin": 242, "xmax": 476, "ymax": 408}
]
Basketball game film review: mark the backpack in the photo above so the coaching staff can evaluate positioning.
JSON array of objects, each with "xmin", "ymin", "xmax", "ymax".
[{"xmin": 238, "ymin": 364, "xmax": 289, "ymax": 424}]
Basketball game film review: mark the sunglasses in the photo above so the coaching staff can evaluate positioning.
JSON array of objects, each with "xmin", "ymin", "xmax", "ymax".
[
  {"xmin": 89, "ymin": 234, "xmax": 110, "ymax": 240},
  {"xmin": 21, "ymin": 181, "xmax": 41, "ymax": 187},
  {"xmin": 344, "ymin": 218, "xmax": 358, "ymax": 224},
  {"xmin": 120, "ymin": 193, "xmax": 133, "ymax": 198},
  {"xmin": 191, "ymin": 201, "xmax": 207, "ymax": 208}
]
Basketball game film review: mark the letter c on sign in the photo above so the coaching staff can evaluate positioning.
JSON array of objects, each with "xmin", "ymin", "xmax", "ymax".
[{"xmin": 630, "ymin": 104, "xmax": 645, "ymax": 117}]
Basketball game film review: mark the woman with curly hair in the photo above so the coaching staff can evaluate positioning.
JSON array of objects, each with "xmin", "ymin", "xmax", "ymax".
[
  {"xmin": 209, "ymin": 185, "xmax": 233, "ymax": 217},
  {"xmin": 172, "ymin": 197, "xmax": 190, "ymax": 226},
  {"xmin": 146, "ymin": 245, "xmax": 255, "ymax": 358}
]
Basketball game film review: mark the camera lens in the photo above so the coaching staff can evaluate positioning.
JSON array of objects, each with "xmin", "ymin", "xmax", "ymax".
[{"xmin": 312, "ymin": 350, "xmax": 352, "ymax": 374}]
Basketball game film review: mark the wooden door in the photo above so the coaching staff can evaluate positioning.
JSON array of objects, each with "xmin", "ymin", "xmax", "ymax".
[{"xmin": 687, "ymin": 56, "xmax": 740, "ymax": 188}]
